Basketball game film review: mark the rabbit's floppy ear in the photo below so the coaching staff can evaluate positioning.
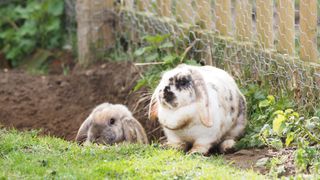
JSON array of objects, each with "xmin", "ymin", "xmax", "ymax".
[
  {"xmin": 148, "ymin": 90, "xmax": 159, "ymax": 121},
  {"xmin": 76, "ymin": 103, "xmax": 110, "ymax": 143},
  {"xmin": 122, "ymin": 117, "xmax": 148, "ymax": 144},
  {"xmin": 192, "ymin": 68, "xmax": 214, "ymax": 127},
  {"xmin": 75, "ymin": 115, "xmax": 93, "ymax": 144}
]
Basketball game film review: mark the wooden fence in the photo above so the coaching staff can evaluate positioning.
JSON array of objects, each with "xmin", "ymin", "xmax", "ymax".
[
  {"xmin": 77, "ymin": 0, "xmax": 320, "ymax": 65},
  {"xmin": 75, "ymin": 0, "xmax": 320, "ymax": 111}
]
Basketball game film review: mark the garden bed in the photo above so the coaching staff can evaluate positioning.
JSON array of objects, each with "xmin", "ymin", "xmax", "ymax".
[
  {"xmin": 0, "ymin": 61, "xmax": 161, "ymax": 141},
  {"xmin": 0, "ymin": 61, "xmax": 312, "ymax": 177}
]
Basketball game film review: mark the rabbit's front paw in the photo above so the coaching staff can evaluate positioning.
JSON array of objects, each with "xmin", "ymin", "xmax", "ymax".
[
  {"xmin": 219, "ymin": 139, "xmax": 235, "ymax": 154},
  {"xmin": 188, "ymin": 143, "xmax": 211, "ymax": 156}
]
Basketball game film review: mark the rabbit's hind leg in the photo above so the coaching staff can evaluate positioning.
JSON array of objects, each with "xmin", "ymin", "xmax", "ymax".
[{"xmin": 219, "ymin": 95, "xmax": 247, "ymax": 153}]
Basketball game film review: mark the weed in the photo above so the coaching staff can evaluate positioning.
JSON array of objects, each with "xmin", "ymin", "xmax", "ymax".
[{"xmin": 236, "ymin": 83, "xmax": 320, "ymax": 174}]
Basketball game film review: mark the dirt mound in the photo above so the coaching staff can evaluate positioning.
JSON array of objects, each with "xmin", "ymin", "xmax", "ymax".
[{"xmin": 0, "ymin": 62, "xmax": 161, "ymax": 141}]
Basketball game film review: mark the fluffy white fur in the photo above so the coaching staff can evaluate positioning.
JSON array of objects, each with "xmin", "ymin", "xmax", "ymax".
[{"xmin": 149, "ymin": 64, "xmax": 247, "ymax": 154}]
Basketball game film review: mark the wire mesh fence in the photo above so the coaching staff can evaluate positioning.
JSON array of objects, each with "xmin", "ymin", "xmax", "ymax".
[
  {"xmin": 75, "ymin": 0, "xmax": 320, "ymax": 113},
  {"xmin": 65, "ymin": 0, "xmax": 77, "ymax": 43}
]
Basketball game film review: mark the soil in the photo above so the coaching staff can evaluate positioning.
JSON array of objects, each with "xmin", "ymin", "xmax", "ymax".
[
  {"xmin": 0, "ymin": 61, "xmax": 161, "ymax": 141},
  {"xmin": 224, "ymin": 149, "xmax": 270, "ymax": 174},
  {"xmin": 0, "ymin": 61, "xmax": 296, "ymax": 176},
  {"xmin": 225, "ymin": 148, "xmax": 297, "ymax": 176}
]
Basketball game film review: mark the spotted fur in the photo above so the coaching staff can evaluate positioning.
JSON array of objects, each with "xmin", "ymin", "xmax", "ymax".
[{"xmin": 148, "ymin": 64, "xmax": 247, "ymax": 154}]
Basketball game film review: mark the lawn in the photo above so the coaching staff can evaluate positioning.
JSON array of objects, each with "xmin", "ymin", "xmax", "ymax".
[{"xmin": 0, "ymin": 129, "xmax": 264, "ymax": 179}]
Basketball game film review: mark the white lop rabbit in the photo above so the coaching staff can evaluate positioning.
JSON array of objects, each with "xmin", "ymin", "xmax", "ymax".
[
  {"xmin": 76, "ymin": 103, "xmax": 148, "ymax": 145},
  {"xmin": 149, "ymin": 64, "xmax": 246, "ymax": 155}
]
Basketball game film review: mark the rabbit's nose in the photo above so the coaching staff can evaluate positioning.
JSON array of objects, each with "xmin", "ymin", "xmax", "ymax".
[
  {"xmin": 163, "ymin": 86, "xmax": 174, "ymax": 102},
  {"xmin": 91, "ymin": 135, "xmax": 101, "ymax": 143},
  {"xmin": 164, "ymin": 86, "xmax": 170, "ymax": 92}
]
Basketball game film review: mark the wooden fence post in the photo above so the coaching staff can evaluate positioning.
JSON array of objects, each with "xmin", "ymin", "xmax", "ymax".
[
  {"xmin": 138, "ymin": 0, "xmax": 151, "ymax": 12},
  {"xmin": 235, "ymin": 0, "xmax": 252, "ymax": 41},
  {"xmin": 176, "ymin": 0, "xmax": 194, "ymax": 24},
  {"xmin": 256, "ymin": 0, "xmax": 273, "ymax": 49},
  {"xmin": 300, "ymin": 0, "xmax": 318, "ymax": 62},
  {"xmin": 125, "ymin": 0, "xmax": 134, "ymax": 9},
  {"xmin": 157, "ymin": 0, "xmax": 171, "ymax": 17},
  {"xmin": 215, "ymin": 0, "xmax": 232, "ymax": 36},
  {"xmin": 195, "ymin": 0, "xmax": 213, "ymax": 65},
  {"xmin": 76, "ymin": 0, "xmax": 91, "ymax": 65},
  {"xmin": 197, "ymin": 0, "xmax": 212, "ymax": 29},
  {"xmin": 76, "ymin": 0, "xmax": 115, "ymax": 66},
  {"xmin": 277, "ymin": 0, "xmax": 295, "ymax": 56}
]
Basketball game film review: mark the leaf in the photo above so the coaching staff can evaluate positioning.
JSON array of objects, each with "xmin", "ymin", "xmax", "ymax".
[
  {"xmin": 45, "ymin": 19, "xmax": 61, "ymax": 32},
  {"xmin": 273, "ymin": 114, "xmax": 286, "ymax": 135},
  {"xmin": 285, "ymin": 132, "xmax": 294, "ymax": 147},
  {"xmin": 14, "ymin": 6, "xmax": 26, "ymax": 18},
  {"xmin": 185, "ymin": 59, "xmax": 200, "ymax": 66},
  {"xmin": 20, "ymin": 39, "xmax": 36, "ymax": 52},
  {"xmin": 273, "ymin": 110, "xmax": 284, "ymax": 116},
  {"xmin": 284, "ymin": 109, "xmax": 294, "ymax": 115},
  {"xmin": 267, "ymin": 95, "xmax": 275, "ymax": 104},
  {"xmin": 47, "ymin": 0, "xmax": 64, "ymax": 16},
  {"xmin": 270, "ymin": 139, "xmax": 283, "ymax": 149},
  {"xmin": 163, "ymin": 55, "xmax": 176, "ymax": 65},
  {"xmin": 258, "ymin": 99, "xmax": 270, "ymax": 108},
  {"xmin": 145, "ymin": 53, "xmax": 159, "ymax": 62},
  {"xmin": 134, "ymin": 48, "xmax": 146, "ymax": 57},
  {"xmin": 133, "ymin": 78, "xmax": 147, "ymax": 92},
  {"xmin": 0, "ymin": 29, "xmax": 15, "ymax": 40},
  {"xmin": 292, "ymin": 112, "xmax": 299, "ymax": 118},
  {"xmin": 254, "ymin": 91, "xmax": 266, "ymax": 100},
  {"xmin": 18, "ymin": 21, "xmax": 37, "ymax": 36},
  {"xmin": 143, "ymin": 34, "xmax": 169, "ymax": 45},
  {"xmin": 305, "ymin": 120, "xmax": 316, "ymax": 131},
  {"xmin": 6, "ymin": 47, "xmax": 21, "ymax": 61},
  {"xmin": 48, "ymin": 35, "xmax": 61, "ymax": 48},
  {"xmin": 316, "ymin": 109, "xmax": 320, "ymax": 117},
  {"xmin": 159, "ymin": 41, "xmax": 174, "ymax": 49}
]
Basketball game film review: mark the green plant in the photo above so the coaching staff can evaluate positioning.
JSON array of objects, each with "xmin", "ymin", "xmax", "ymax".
[
  {"xmin": 266, "ymin": 156, "xmax": 287, "ymax": 178},
  {"xmin": 236, "ymin": 83, "xmax": 320, "ymax": 174},
  {"xmin": 236, "ymin": 84, "xmax": 295, "ymax": 149},
  {"xmin": 134, "ymin": 34, "xmax": 174, "ymax": 63},
  {"xmin": 0, "ymin": 0, "xmax": 65, "ymax": 66},
  {"xmin": 258, "ymin": 109, "xmax": 295, "ymax": 149},
  {"xmin": 133, "ymin": 34, "xmax": 199, "ymax": 91}
]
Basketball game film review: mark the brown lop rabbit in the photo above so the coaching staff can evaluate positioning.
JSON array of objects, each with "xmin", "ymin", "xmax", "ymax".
[{"xmin": 76, "ymin": 103, "xmax": 148, "ymax": 145}]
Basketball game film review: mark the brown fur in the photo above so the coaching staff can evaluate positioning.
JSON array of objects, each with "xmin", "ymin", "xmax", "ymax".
[
  {"xmin": 76, "ymin": 103, "xmax": 148, "ymax": 145},
  {"xmin": 220, "ymin": 122, "xmax": 224, "ymax": 130},
  {"xmin": 122, "ymin": 117, "xmax": 149, "ymax": 144},
  {"xmin": 164, "ymin": 118, "xmax": 192, "ymax": 130},
  {"xmin": 148, "ymin": 92, "xmax": 159, "ymax": 121}
]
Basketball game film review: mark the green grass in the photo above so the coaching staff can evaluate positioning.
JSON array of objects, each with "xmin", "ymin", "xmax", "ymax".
[{"xmin": 0, "ymin": 129, "xmax": 264, "ymax": 179}]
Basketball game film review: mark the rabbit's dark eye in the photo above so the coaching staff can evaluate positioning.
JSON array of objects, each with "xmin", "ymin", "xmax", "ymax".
[
  {"xmin": 176, "ymin": 76, "xmax": 191, "ymax": 90},
  {"xmin": 109, "ymin": 118, "xmax": 116, "ymax": 125},
  {"xmin": 180, "ymin": 78, "xmax": 188, "ymax": 86}
]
